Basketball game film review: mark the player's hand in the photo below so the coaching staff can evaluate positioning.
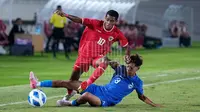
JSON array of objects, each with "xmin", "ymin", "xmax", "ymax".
[
  {"xmin": 108, "ymin": 61, "xmax": 120, "ymax": 69},
  {"xmin": 77, "ymin": 81, "xmax": 88, "ymax": 94},
  {"xmin": 124, "ymin": 55, "xmax": 131, "ymax": 64},
  {"xmin": 95, "ymin": 56, "xmax": 110, "ymax": 65},
  {"xmin": 109, "ymin": 61, "xmax": 119, "ymax": 66},
  {"xmin": 54, "ymin": 10, "xmax": 66, "ymax": 17}
]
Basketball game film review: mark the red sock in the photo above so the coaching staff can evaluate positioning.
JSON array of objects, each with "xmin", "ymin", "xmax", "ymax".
[
  {"xmin": 67, "ymin": 89, "xmax": 73, "ymax": 95},
  {"xmin": 87, "ymin": 63, "xmax": 108, "ymax": 85}
]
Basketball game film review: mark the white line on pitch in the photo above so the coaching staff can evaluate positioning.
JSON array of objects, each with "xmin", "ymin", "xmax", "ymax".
[
  {"xmin": 144, "ymin": 76, "xmax": 200, "ymax": 87},
  {"xmin": 0, "ymin": 76, "xmax": 200, "ymax": 107},
  {"xmin": 0, "ymin": 95, "xmax": 63, "ymax": 107}
]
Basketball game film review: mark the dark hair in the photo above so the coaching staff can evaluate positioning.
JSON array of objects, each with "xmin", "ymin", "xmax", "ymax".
[
  {"xmin": 57, "ymin": 5, "xmax": 62, "ymax": 9},
  {"xmin": 15, "ymin": 18, "xmax": 22, "ymax": 23},
  {"xmin": 106, "ymin": 10, "xmax": 119, "ymax": 20},
  {"xmin": 130, "ymin": 54, "xmax": 143, "ymax": 67}
]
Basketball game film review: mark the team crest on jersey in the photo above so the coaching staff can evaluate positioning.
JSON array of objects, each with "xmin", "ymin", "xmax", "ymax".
[{"xmin": 108, "ymin": 36, "xmax": 114, "ymax": 41}]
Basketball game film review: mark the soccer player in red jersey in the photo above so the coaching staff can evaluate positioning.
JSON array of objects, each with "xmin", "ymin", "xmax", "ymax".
[{"xmin": 55, "ymin": 10, "xmax": 130, "ymax": 100}]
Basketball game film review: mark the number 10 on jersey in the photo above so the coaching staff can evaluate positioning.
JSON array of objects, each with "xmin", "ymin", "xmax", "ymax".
[{"xmin": 97, "ymin": 37, "xmax": 106, "ymax": 46}]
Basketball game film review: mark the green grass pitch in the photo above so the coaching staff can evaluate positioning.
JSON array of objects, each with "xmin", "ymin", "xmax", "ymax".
[{"xmin": 0, "ymin": 42, "xmax": 200, "ymax": 112}]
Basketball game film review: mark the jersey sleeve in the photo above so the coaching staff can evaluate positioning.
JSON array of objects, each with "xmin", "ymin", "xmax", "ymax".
[
  {"xmin": 82, "ymin": 18, "xmax": 99, "ymax": 29},
  {"xmin": 118, "ymin": 31, "xmax": 128, "ymax": 47},
  {"xmin": 135, "ymin": 80, "xmax": 144, "ymax": 95}
]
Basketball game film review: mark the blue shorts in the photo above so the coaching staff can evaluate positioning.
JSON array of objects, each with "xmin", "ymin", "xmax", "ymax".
[{"xmin": 81, "ymin": 84, "xmax": 116, "ymax": 107}]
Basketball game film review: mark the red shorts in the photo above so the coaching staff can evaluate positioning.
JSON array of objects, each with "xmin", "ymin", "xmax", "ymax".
[{"xmin": 73, "ymin": 55, "xmax": 104, "ymax": 72}]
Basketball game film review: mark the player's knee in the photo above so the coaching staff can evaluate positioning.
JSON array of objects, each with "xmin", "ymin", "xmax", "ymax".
[
  {"xmin": 73, "ymin": 66, "xmax": 81, "ymax": 72},
  {"xmin": 81, "ymin": 92, "xmax": 91, "ymax": 100}
]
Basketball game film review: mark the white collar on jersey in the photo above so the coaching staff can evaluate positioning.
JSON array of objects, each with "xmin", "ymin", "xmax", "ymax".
[{"xmin": 103, "ymin": 22, "xmax": 115, "ymax": 32}]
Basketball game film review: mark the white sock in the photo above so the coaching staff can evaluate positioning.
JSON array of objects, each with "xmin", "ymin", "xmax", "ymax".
[
  {"xmin": 36, "ymin": 82, "xmax": 41, "ymax": 87},
  {"xmin": 70, "ymin": 100, "xmax": 73, "ymax": 105}
]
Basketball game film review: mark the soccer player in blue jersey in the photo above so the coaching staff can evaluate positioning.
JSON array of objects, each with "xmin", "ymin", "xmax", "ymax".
[{"xmin": 30, "ymin": 54, "xmax": 162, "ymax": 107}]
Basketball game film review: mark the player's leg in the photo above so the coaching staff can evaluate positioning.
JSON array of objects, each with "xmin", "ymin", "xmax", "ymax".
[
  {"xmin": 77, "ymin": 92, "xmax": 102, "ymax": 106},
  {"xmin": 45, "ymin": 35, "xmax": 52, "ymax": 52},
  {"xmin": 64, "ymin": 67, "xmax": 84, "ymax": 100},
  {"xmin": 69, "ymin": 69, "xmax": 84, "ymax": 81},
  {"xmin": 57, "ymin": 92, "xmax": 101, "ymax": 107},
  {"xmin": 65, "ymin": 57, "xmax": 90, "ymax": 100},
  {"xmin": 52, "ymin": 39, "xmax": 59, "ymax": 58},
  {"xmin": 29, "ymin": 71, "xmax": 88, "ymax": 91},
  {"xmin": 86, "ymin": 56, "xmax": 109, "ymax": 85},
  {"xmin": 62, "ymin": 37, "xmax": 70, "ymax": 59},
  {"xmin": 51, "ymin": 28, "xmax": 60, "ymax": 58}
]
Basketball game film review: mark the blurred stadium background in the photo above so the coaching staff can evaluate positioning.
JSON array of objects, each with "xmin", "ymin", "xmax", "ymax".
[
  {"xmin": 0, "ymin": 0, "xmax": 200, "ymax": 112},
  {"xmin": 0, "ymin": 0, "xmax": 199, "ymax": 53}
]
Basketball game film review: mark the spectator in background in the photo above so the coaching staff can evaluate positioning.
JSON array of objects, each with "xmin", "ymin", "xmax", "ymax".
[
  {"xmin": 118, "ymin": 21, "xmax": 145, "ymax": 49},
  {"xmin": 136, "ymin": 24, "xmax": 146, "ymax": 48},
  {"xmin": 140, "ymin": 24, "xmax": 147, "ymax": 37},
  {"xmin": 120, "ymin": 23, "xmax": 128, "ymax": 37},
  {"xmin": 0, "ymin": 20, "xmax": 6, "ymax": 32},
  {"xmin": 126, "ymin": 24, "xmax": 138, "ymax": 49},
  {"xmin": 0, "ymin": 20, "xmax": 8, "ymax": 54},
  {"xmin": 179, "ymin": 21, "xmax": 191, "ymax": 47},
  {"xmin": 135, "ymin": 21, "xmax": 140, "ymax": 30},
  {"xmin": 76, "ymin": 25, "xmax": 85, "ymax": 45},
  {"xmin": 44, "ymin": 20, "xmax": 53, "ymax": 52},
  {"xmin": 50, "ymin": 5, "xmax": 69, "ymax": 59},
  {"xmin": 64, "ymin": 21, "xmax": 80, "ymax": 51},
  {"xmin": 8, "ymin": 18, "xmax": 24, "ymax": 46},
  {"xmin": 169, "ymin": 20, "xmax": 181, "ymax": 38},
  {"xmin": 134, "ymin": 21, "xmax": 145, "ymax": 48}
]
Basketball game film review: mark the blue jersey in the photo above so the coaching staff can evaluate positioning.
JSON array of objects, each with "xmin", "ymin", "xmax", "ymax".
[
  {"xmin": 81, "ymin": 65, "xmax": 144, "ymax": 106},
  {"xmin": 101, "ymin": 65, "xmax": 144, "ymax": 105}
]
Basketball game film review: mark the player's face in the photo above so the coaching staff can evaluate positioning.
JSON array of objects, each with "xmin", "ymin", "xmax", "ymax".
[
  {"xmin": 126, "ymin": 63, "xmax": 139, "ymax": 76},
  {"xmin": 16, "ymin": 20, "xmax": 22, "ymax": 25},
  {"xmin": 104, "ymin": 14, "xmax": 117, "ymax": 30}
]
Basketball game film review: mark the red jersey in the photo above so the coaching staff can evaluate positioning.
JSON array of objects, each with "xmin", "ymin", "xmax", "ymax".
[{"xmin": 79, "ymin": 18, "xmax": 128, "ymax": 58}]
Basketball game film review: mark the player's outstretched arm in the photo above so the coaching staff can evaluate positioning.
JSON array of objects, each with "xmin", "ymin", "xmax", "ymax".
[
  {"xmin": 55, "ymin": 10, "xmax": 82, "ymax": 23},
  {"xmin": 138, "ymin": 94, "xmax": 163, "ymax": 107},
  {"xmin": 66, "ymin": 14, "xmax": 82, "ymax": 23},
  {"xmin": 108, "ymin": 60, "xmax": 120, "ymax": 69},
  {"xmin": 99, "ymin": 56, "xmax": 120, "ymax": 69},
  {"xmin": 124, "ymin": 46, "xmax": 131, "ymax": 64}
]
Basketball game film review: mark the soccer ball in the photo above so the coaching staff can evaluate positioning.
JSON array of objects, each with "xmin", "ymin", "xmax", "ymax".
[{"xmin": 28, "ymin": 89, "xmax": 47, "ymax": 107}]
